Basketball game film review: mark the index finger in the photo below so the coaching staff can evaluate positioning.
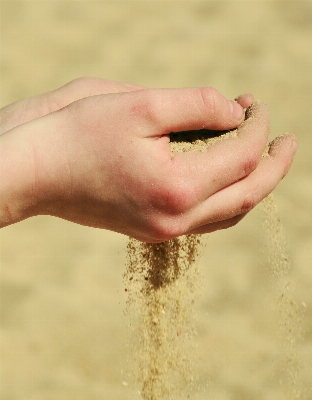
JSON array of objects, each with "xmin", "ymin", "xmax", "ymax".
[
  {"xmin": 171, "ymin": 101, "xmax": 270, "ymax": 201},
  {"xmin": 112, "ymin": 87, "xmax": 245, "ymax": 137}
]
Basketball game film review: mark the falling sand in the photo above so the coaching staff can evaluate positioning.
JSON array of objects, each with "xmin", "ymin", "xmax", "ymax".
[
  {"xmin": 125, "ymin": 236, "xmax": 204, "ymax": 399},
  {"xmin": 261, "ymin": 194, "xmax": 306, "ymax": 399},
  {"xmin": 124, "ymin": 102, "xmax": 305, "ymax": 400}
]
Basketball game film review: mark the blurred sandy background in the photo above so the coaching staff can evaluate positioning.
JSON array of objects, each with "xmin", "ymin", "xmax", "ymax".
[{"xmin": 0, "ymin": 1, "xmax": 312, "ymax": 399}]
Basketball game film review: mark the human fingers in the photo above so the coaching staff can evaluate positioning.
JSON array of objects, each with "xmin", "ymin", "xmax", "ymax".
[
  {"xmin": 183, "ymin": 133, "xmax": 297, "ymax": 232},
  {"xmin": 134, "ymin": 213, "xmax": 247, "ymax": 243},
  {"xmin": 172, "ymin": 101, "xmax": 270, "ymax": 201},
  {"xmin": 0, "ymin": 77, "xmax": 145, "ymax": 134},
  {"xmin": 116, "ymin": 87, "xmax": 245, "ymax": 137},
  {"xmin": 187, "ymin": 214, "xmax": 246, "ymax": 235},
  {"xmin": 235, "ymin": 93, "xmax": 254, "ymax": 109}
]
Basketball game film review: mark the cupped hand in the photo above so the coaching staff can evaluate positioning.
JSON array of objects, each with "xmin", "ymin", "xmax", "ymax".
[{"xmin": 0, "ymin": 78, "xmax": 297, "ymax": 242}]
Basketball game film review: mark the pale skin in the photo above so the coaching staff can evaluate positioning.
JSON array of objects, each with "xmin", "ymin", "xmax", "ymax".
[{"xmin": 0, "ymin": 77, "xmax": 297, "ymax": 242}]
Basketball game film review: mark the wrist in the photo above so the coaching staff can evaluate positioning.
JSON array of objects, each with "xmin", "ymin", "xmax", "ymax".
[
  {"xmin": 0, "ymin": 128, "xmax": 38, "ymax": 227},
  {"xmin": 0, "ymin": 109, "xmax": 69, "ymax": 227}
]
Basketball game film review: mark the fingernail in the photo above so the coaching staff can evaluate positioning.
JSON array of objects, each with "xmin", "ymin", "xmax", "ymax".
[
  {"xmin": 229, "ymin": 100, "xmax": 244, "ymax": 120},
  {"xmin": 282, "ymin": 133, "xmax": 298, "ymax": 152}
]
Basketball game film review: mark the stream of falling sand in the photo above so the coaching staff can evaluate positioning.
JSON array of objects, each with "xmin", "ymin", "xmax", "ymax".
[
  {"xmin": 124, "ymin": 235, "xmax": 204, "ymax": 399},
  {"xmin": 124, "ymin": 102, "xmax": 305, "ymax": 399},
  {"xmin": 261, "ymin": 194, "xmax": 305, "ymax": 399}
]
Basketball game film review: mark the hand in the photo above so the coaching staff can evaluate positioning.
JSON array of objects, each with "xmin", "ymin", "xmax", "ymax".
[
  {"xmin": 0, "ymin": 78, "xmax": 297, "ymax": 242},
  {"xmin": 0, "ymin": 77, "xmax": 146, "ymax": 135}
]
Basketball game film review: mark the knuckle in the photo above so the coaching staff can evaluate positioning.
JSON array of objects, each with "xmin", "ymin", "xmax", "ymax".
[
  {"xmin": 154, "ymin": 181, "xmax": 194, "ymax": 215},
  {"xmin": 145, "ymin": 180, "xmax": 193, "ymax": 241},
  {"xmin": 240, "ymin": 193, "xmax": 256, "ymax": 214},
  {"xmin": 240, "ymin": 155, "xmax": 258, "ymax": 177},
  {"xmin": 195, "ymin": 87, "xmax": 220, "ymax": 116},
  {"xmin": 129, "ymin": 89, "xmax": 157, "ymax": 120}
]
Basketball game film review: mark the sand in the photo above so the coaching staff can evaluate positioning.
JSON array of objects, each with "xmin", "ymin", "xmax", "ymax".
[
  {"xmin": 261, "ymin": 194, "xmax": 305, "ymax": 399},
  {"xmin": 124, "ymin": 103, "xmax": 306, "ymax": 400},
  {"xmin": 124, "ymin": 236, "xmax": 203, "ymax": 399},
  {"xmin": 124, "ymin": 108, "xmax": 244, "ymax": 400},
  {"xmin": 1, "ymin": 2, "xmax": 312, "ymax": 400}
]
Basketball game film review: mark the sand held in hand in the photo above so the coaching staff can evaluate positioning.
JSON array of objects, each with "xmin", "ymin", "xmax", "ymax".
[{"xmin": 124, "ymin": 102, "xmax": 304, "ymax": 400}]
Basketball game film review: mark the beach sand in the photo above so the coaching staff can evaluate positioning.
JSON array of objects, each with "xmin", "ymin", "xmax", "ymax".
[{"xmin": 1, "ymin": 1, "xmax": 312, "ymax": 399}]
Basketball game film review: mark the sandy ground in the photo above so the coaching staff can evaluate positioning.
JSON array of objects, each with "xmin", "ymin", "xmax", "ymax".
[{"xmin": 0, "ymin": 1, "xmax": 312, "ymax": 399}]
